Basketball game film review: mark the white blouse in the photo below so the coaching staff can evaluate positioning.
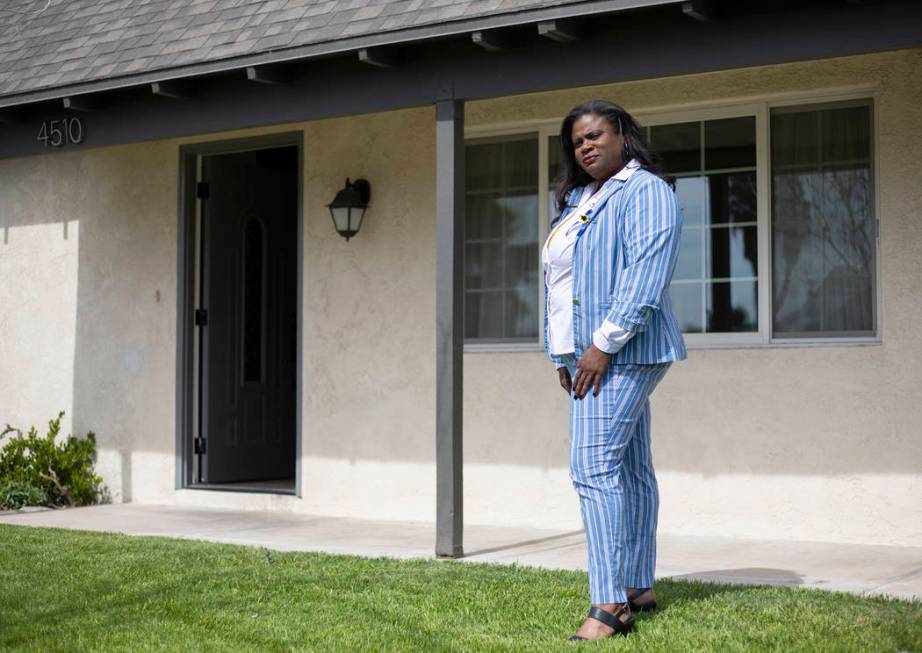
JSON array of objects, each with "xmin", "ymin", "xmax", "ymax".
[{"xmin": 542, "ymin": 160, "xmax": 641, "ymax": 359}]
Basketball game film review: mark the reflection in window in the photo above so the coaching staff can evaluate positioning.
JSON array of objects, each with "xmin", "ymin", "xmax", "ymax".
[
  {"xmin": 243, "ymin": 217, "xmax": 264, "ymax": 381},
  {"xmin": 651, "ymin": 121, "xmax": 701, "ymax": 173},
  {"xmin": 470, "ymin": 101, "xmax": 874, "ymax": 346},
  {"xmin": 464, "ymin": 135, "xmax": 539, "ymax": 340},
  {"xmin": 648, "ymin": 116, "xmax": 759, "ymax": 333},
  {"xmin": 771, "ymin": 104, "xmax": 874, "ymax": 337}
]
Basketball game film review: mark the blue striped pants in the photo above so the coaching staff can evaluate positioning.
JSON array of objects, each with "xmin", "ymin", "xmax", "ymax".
[{"xmin": 565, "ymin": 359, "xmax": 671, "ymax": 605}]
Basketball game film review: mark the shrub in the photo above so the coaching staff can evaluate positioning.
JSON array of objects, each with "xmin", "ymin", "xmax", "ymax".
[
  {"xmin": 0, "ymin": 480, "xmax": 46, "ymax": 510},
  {"xmin": 0, "ymin": 412, "xmax": 104, "ymax": 509}
]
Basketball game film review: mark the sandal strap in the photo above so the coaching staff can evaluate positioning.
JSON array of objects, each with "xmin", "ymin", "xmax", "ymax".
[
  {"xmin": 586, "ymin": 605, "xmax": 630, "ymax": 630},
  {"xmin": 627, "ymin": 588, "xmax": 652, "ymax": 603}
]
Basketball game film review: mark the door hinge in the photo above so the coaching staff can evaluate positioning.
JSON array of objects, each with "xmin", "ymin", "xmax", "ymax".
[
  {"xmin": 194, "ymin": 308, "xmax": 208, "ymax": 326},
  {"xmin": 196, "ymin": 181, "xmax": 209, "ymax": 199},
  {"xmin": 194, "ymin": 437, "xmax": 207, "ymax": 455}
]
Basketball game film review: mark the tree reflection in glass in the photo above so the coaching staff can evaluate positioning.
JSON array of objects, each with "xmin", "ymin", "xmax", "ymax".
[
  {"xmin": 654, "ymin": 116, "xmax": 759, "ymax": 334},
  {"xmin": 771, "ymin": 105, "xmax": 874, "ymax": 337}
]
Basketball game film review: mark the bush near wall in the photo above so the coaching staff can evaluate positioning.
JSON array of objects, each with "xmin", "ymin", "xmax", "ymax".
[{"xmin": 0, "ymin": 412, "xmax": 105, "ymax": 510}]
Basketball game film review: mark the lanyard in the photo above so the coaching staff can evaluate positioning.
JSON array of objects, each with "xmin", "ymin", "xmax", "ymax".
[{"xmin": 545, "ymin": 175, "xmax": 619, "ymax": 250}]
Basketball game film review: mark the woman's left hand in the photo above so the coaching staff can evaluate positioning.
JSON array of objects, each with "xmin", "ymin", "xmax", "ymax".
[{"xmin": 573, "ymin": 345, "xmax": 612, "ymax": 399}]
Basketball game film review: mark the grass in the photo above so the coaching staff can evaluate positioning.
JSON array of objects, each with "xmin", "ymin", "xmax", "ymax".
[{"xmin": 0, "ymin": 525, "xmax": 920, "ymax": 652}]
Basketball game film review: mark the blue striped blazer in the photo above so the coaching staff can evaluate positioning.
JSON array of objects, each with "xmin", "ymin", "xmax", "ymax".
[{"xmin": 544, "ymin": 168, "xmax": 687, "ymax": 366}]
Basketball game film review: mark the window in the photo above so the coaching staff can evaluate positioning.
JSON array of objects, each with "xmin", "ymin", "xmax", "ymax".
[
  {"xmin": 464, "ymin": 134, "xmax": 540, "ymax": 341},
  {"xmin": 464, "ymin": 96, "xmax": 877, "ymax": 349},
  {"xmin": 648, "ymin": 117, "xmax": 758, "ymax": 334},
  {"xmin": 770, "ymin": 102, "xmax": 875, "ymax": 338}
]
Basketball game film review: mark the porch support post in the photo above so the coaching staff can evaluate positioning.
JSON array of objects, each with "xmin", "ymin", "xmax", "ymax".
[{"xmin": 435, "ymin": 98, "xmax": 464, "ymax": 558}]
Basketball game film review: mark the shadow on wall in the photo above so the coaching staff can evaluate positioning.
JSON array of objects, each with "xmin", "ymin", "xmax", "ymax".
[{"xmin": 67, "ymin": 143, "xmax": 179, "ymax": 501}]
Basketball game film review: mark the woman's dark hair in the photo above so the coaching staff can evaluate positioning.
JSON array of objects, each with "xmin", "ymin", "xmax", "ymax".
[{"xmin": 554, "ymin": 99, "xmax": 663, "ymax": 214}]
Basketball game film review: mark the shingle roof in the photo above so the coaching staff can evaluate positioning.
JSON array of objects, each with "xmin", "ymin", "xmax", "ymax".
[{"xmin": 0, "ymin": 0, "xmax": 666, "ymax": 101}]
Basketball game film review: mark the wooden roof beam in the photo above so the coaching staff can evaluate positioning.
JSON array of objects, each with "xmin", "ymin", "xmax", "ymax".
[
  {"xmin": 151, "ymin": 80, "xmax": 196, "ymax": 99},
  {"xmin": 358, "ymin": 47, "xmax": 404, "ymax": 67},
  {"xmin": 682, "ymin": 0, "xmax": 718, "ymax": 22},
  {"xmin": 537, "ymin": 19, "xmax": 585, "ymax": 43},
  {"xmin": 471, "ymin": 29, "xmax": 518, "ymax": 52},
  {"xmin": 62, "ymin": 95, "xmax": 104, "ymax": 111},
  {"xmin": 245, "ymin": 64, "xmax": 293, "ymax": 85}
]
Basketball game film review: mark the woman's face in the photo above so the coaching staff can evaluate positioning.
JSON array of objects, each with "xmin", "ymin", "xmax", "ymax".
[{"xmin": 570, "ymin": 113, "xmax": 625, "ymax": 181}]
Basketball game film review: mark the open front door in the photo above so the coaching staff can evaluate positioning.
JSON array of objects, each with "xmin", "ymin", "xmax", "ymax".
[{"xmin": 197, "ymin": 146, "xmax": 298, "ymax": 484}]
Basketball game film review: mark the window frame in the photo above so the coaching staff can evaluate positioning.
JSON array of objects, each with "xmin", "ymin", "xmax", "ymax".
[
  {"xmin": 462, "ymin": 127, "xmax": 547, "ymax": 350},
  {"xmin": 638, "ymin": 104, "xmax": 766, "ymax": 347},
  {"xmin": 764, "ymin": 96, "xmax": 880, "ymax": 346},
  {"xmin": 463, "ymin": 125, "xmax": 552, "ymax": 352},
  {"xmin": 463, "ymin": 90, "xmax": 880, "ymax": 353}
]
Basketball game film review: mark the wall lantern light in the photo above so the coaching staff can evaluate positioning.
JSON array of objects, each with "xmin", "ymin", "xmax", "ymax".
[{"xmin": 327, "ymin": 178, "xmax": 370, "ymax": 241}]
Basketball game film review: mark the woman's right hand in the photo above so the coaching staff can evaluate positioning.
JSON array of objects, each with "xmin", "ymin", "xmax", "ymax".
[{"xmin": 558, "ymin": 367, "xmax": 572, "ymax": 394}]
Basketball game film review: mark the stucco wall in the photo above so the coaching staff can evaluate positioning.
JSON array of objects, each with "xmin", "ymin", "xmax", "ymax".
[
  {"xmin": 0, "ymin": 141, "xmax": 179, "ymax": 500},
  {"xmin": 464, "ymin": 48, "xmax": 922, "ymax": 546},
  {"xmin": 0, "ymin": 49, "xmax": 919, "ymax": 546},
  {"xmin": 0, "ymin": 106, "xmax": 439, "ymax": 515}
]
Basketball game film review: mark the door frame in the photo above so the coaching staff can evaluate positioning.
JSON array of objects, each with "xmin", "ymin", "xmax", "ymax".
[{"xmin": 176, "ymin": 131, "xmax": 304, "ymax": 495}]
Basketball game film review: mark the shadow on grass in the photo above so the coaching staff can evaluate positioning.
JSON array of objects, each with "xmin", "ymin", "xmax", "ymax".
[
  {"xmin": 632, "ymin": 576, "xmax": 760, "ymax": 615},
  {"xmin": 667, "ymin": 567, "xmax": 804, "ymax": 587}
]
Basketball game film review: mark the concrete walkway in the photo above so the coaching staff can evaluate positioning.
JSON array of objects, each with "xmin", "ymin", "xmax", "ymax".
[{"xmin": 2, "ymin": 504, "xmax": 920, "ymax": 601}]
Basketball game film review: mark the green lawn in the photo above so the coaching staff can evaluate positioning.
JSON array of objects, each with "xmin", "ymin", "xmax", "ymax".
[{"xmin": 0, "ymin": 525, "xmax": 919, "ymax": 652}]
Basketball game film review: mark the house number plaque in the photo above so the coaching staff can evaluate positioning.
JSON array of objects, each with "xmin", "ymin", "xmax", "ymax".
[{"xmin": 37, "ymin": 117, "xmax": 84, "ymax": 148}]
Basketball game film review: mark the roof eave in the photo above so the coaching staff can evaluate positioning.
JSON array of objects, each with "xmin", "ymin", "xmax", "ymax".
[{"xmin": 0, "ymin": 0, "xmax": 682, "ymax": 109}]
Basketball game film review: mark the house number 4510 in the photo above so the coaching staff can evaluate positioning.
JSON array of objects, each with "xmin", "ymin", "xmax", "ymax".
[{"xmin": 37, "ymin": 117, "xmax": 84, "ymax": 148}]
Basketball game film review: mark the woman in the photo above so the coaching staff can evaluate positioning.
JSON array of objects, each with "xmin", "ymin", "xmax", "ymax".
[{"xmin": 542, "ymin": 100, "xmax": 686, "ymax": 640}]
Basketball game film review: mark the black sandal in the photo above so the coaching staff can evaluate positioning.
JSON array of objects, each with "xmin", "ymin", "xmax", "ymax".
[
  {"xmin": 627, "ymin": 587, "xmax": 657, "ymax": 612},
  {"xmin": 569, "ymin": 604, "xmax": 635, "ymax": 641}
]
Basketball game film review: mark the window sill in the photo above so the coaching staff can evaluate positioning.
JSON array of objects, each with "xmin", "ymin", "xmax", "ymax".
[
  {"xmin": 464, "ymin": 341, "xmax": 544, "ymax": 353},
  {"xmin": 462, "ymin": 336, "xmax": 882, "ymax": 353},
  {"xmin": 684, "ymin": 335, "xmax": 881, "ymax": 349}
]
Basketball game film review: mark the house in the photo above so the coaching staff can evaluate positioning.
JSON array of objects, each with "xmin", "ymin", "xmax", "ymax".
[{"xmin": 1, "ymin": 0, "xmax": 920, "ymax": 555}]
